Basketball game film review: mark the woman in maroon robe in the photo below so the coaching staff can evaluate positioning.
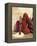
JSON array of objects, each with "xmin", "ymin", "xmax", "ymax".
[{"xmin": 16, "ymin": 16, "xmax": 22, "ymax": 34}]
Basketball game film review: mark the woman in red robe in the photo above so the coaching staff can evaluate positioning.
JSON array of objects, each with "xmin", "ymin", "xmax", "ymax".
[{"xmin": 22, "ymin": 13, "xmax": 31, "ymax": 34}]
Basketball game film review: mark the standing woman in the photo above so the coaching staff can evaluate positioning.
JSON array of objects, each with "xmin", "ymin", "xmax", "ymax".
[
  {"xmin": 19, "ymin": 16, "xmax": 22, "ymax": 34},
  {"xmin": 16, "ymin": 16, "xmax": 22, "ymax": 35}
]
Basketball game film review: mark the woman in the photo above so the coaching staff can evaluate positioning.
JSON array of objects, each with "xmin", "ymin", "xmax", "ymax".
[
  {"xmin": 22, "ymin": 13, "xmax": 31, "ymax": 34},
  {"xmin": 16, "ymin": 16, "xmax": 22, "ymax": 34}
]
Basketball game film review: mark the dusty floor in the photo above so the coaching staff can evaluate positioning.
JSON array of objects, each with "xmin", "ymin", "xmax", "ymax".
[{"xmin": 12, "ymin": 32, "xmax": 33, "ymax": 39}]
